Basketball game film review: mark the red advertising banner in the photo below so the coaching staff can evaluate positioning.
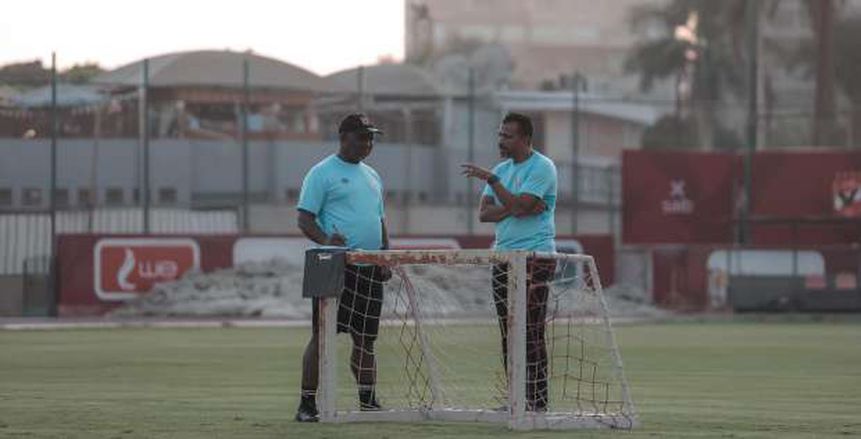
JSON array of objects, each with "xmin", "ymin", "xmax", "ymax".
[
  {"xmin": 749, "ymin": 150, "xmax": 861, "ymax": 245},
  {"xmin": 750, "ymin": 150, "xmax": 861, "ymax": 217},
  {"xmin": 57, "ymin": 233, "xmax": 615, "ymax": 316},
  {"xmin": 623, "ymin": 149, "xmax": 861, "ymax": 245},
  {"xmin": 94, "ymin": 238, "xmax": 200, "ymax": 301},
  {"xmin": 622, "ymin": 150, "xmax": 737, "ymax": 244},
  {"xmin": 57, "ymin": 234, "xmax": 234, "ymax": 316}
]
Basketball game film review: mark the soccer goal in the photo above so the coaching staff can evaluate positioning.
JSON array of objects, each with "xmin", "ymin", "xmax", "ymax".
[{"xmin": 312, "ymin": 249, "xmax": 637, "ymax": 430}]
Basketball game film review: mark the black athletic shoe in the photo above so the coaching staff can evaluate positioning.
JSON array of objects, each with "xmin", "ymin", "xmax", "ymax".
[
  {"xmin": 295, "ymin": 403, "xmax": 319, "ymax": 422},
  {"xmin": 359, "ymin": 389, "xmax": 382, "ymax": 411},
  {"xmin": 359, "ymin": 399, "xmax": 382, "ymax": 411},
  {"xmin": 358, "ymin": 396, "xmax": 382, "ymax": 411}
]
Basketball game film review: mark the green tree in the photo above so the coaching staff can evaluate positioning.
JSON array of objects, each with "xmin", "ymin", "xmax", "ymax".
[
  {"xmin": 60, "ymin": 63, "xmax": 105, "ymax": 84},
  {"xmin": 625, "ymin": 0, "xmax": 745, "ymax": 150},
  {"xmin": 0, "ymin": 60, "xmax": 105, "ymax": 88},
  {"xmin": 0, "ymin": 60, "xmax": 50, "ymax": 87},
  {"xmin": 806, "ymin": 0, "xmax": 841, "ymax": 146},
  {"xmin": 834, "ymin": 15, "xmax": 861, "ymax": 148},
  {"xmin": 769, "ymin": 1, "xmax": 849, "ymax": 146},
  {"xmin": 640, "ymin": 115, "xmax": 697, "ymax": 149}
]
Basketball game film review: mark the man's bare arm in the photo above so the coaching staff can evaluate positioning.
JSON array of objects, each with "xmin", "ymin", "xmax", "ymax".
[
  {"xmin": 462, "ymin": 164, "xmax": 546, "ymax": 217},
  {"xmin": 297, "ymin": 210, "xmax": 346, "ymax": 246},
  {"xmin": 479, "ymin": 196, "xmax": 510, "ymax": 223},
  {"xmin": 381, "ymin": 218, "xmax": 390, "ymax": 250},
  {"xmin": 489, "ymin": 182, "xmax": 545, "ymax": 216}
]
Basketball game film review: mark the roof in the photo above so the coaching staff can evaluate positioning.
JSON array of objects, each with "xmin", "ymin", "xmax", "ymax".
[
  {"xmin": 496, "ymin": 90, "xmax": 666, "ymax": 126},
  {"xmin": 327, "ymin": 63, "xmax": 445, "ymax": 97},
  {"xmin": 12, "ymin": 84, "xmax": 106, "ymax": 108},
  {"xmin": 94, "ymin": 50, "xmax": 342, "ymax": 92}
]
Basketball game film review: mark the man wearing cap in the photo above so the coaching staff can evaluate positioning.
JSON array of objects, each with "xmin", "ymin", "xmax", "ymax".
[{"xmin": 295, "ymin": 113, "xmax": 391, "ymax": 422}]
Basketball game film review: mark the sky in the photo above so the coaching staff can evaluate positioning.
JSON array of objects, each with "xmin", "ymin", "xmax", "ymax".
[{"xmin": 0, "ymin": 0, "xmax": 405, "ymax": 75}]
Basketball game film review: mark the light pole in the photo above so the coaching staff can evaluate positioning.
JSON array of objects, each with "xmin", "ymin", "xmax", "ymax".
[
  {"xmin": 741, "ymin": 0, "xmax": 759, "ymax": 244},
  {"xmin": 140, "ymin": 58, "xmax": 150, "ymax": 234},
  {"xmin": 466, "ymin": 68, "xmax": 476, "ymax": 235},
  {"xmin": 241, "ymin": 56, "xmax": 250, "ymax": 233},
  {"xmin": 570, "ymin": 72, "xmax": 587, "ymax": 235}
]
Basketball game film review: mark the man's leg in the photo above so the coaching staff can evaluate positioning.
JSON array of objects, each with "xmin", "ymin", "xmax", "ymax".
[
  {"xmin": 296, "ymin": 299, "xmax": 322, "ymax": 422},
  {"xmin": 492, "ymin": 263, "xmax": 510, "ymax": 371},
  {"xmin": 300, "ymin": 333, "xmax": 320, "ymax": 393},
  {"xmin": 525, "ymin": 259, "xmax": 555, "ymax": 411},
  {"xmin": 347, "ymin": 265, "xmax": 383, "ymax": 410},
  {"xmin": 350, "ymin": 332, "xmax": 379, "ymax": 409}
]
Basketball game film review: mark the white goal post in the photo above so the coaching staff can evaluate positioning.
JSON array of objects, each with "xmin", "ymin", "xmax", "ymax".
[{"xmin": 313, "ymin": 249, "xmax": 637, "ymax": 430}]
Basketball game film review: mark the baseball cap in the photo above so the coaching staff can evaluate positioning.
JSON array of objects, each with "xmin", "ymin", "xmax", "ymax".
[{"xmin": 338, "ymin": 113, "xmax": 383, "ymax": 135}]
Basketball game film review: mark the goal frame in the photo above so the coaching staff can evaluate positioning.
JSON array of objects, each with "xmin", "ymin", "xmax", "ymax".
[{"xmin": 314, "ymin": 249, "xmax": 637, "ymax": 430}]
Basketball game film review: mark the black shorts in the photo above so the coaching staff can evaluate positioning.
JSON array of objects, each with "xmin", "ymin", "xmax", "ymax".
[{"xmin": 313, "ymin": 264, "xmax": 385, "ymax": 340}]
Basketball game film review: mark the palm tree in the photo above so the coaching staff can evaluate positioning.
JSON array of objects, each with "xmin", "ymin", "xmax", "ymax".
[
  {"xmin": 834, "ymin": 15, "xmax": 861, "ymax": 147},
  {"xmin": 807, "ymin": 0, "xmax": 840, "ymax": 145},
  {"xmin": 625, "ymin": 0, "xmax": 745, "ymax": 150},
  {"xmin": 765, "ymin": 0, "xmax": 847, "ymax": 146}
]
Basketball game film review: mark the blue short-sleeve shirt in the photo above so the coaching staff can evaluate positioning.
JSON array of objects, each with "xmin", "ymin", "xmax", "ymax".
[
  {"xmin": 482, "ymin": 151, "xmax": 557, "ymax": 252},
  {"xmin": 297, "ymin": 154, "xmax": 385, "ymax": 250}
]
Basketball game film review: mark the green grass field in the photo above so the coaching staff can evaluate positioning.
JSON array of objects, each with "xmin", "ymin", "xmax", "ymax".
[{"xmin": 1, "ymin": 320, "xmax": 860, "ymax": 438}]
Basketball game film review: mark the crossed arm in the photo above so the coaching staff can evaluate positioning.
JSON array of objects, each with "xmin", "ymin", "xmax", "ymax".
[
  {"xmin": 479, "ymin": 195, "xmax": 546, "ymax": 222},
  {"xmin": 462, "ymin": 164, "xmax": 546, "ymax": 223}
]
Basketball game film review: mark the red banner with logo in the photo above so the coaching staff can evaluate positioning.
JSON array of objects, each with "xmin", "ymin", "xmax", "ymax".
[
  {"xmin": 748, "ymin": 150, "xmax": 861, "ymax": 245},
  {"xmin": 750, "ymin": 150, "xmax": 861, "ymax": 217},
  {"xmin": 94, "ymin": 238, "xmax": 200, "ymax": 301},
  {"xmin": 622, "ymin": 150, "xmax": 737, "ymax": 244},
  {"xmin": 57, "ymin": 233, "xmax": 614, "ymax": 316},
  {"xmin": 57, "ymin": 235, "xmax": 234, "ymax": 316}
]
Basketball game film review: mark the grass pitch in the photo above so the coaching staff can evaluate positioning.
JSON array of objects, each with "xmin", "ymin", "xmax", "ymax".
[{"xmin": 1, "ymin": 320, "xmax": 859, "ymax": 438}]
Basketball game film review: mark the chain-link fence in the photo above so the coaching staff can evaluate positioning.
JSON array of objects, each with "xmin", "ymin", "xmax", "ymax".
[
  {"xmin": 0, "ymin": 54, "xmax": 628, "ymax": 235},
  {"xmin": 0, "ymin": 48, "xmax": 853, "ymax": 261},
  {"xmin": 2, "ymin": 0, "xmax": 859, "ymax": 315}
]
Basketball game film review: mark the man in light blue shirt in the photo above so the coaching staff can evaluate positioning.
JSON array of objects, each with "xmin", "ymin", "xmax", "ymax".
[
  {"xmin": 462, "ymin": 112, "xmax": 558, "ymax": 412},
  {"xmin": 295, "ymin": 113, "xmax": 391, "ymax": 422}
]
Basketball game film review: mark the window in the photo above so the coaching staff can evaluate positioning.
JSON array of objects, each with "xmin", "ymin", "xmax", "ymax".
[
  {"xmin": 54, "ymin": 189, "xmax": 69, "ymax": 207},
  {"xmin": 78, "ymin": 188, "xmax": 94, "ymax": 206},
  {"xmin": 22, "ymin": 187, "xmax": 42, "ymax": 206},
  {"xmin": 105, "ymin": 188, "xmax": 124, "ymax": 206},
  {"xmin": 159, "ymin": 187, "xmax": 177, "ymax": 204},
  {"xmin": 0, "ymin": 188, "xmax": 11, "ymax": 206}
]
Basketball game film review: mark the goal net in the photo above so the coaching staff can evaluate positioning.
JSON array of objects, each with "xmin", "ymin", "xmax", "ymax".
[{"xmin": 312, "ymin": 249, "xmax": 636, "ymax": 430}]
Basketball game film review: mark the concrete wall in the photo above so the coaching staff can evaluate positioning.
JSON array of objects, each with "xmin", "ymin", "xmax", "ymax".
[
  {"xmin": 0, "ymin": 138, "xmax": 514, "ymax": 208},
  {"xmin": 544, "ymin": 111, "xmax": 642, "ymax": 161},
  {"xmin": 249, "ymin": 202, "xmax": 616, "ymax": 236}
]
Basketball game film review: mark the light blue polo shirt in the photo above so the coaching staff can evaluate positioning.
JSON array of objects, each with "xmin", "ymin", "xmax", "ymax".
[
  {"xmin": 297, "ymin": 154, "xmax": 384, "ymax": 250},
  {"xmin": 482, "ymin": 151, "xmax": 557, "ymax": 252}
]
